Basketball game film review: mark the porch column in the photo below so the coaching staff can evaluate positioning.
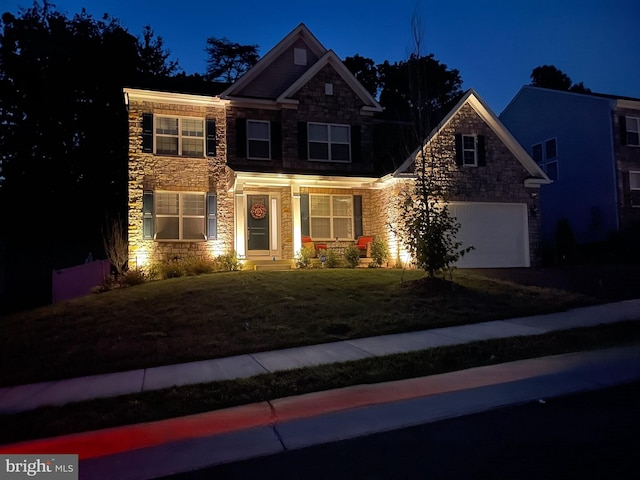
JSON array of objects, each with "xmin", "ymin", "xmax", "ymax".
[
  {"xmin": 292, "ymin": 184, "xmax": 301, "ymax": 254},
  {"xmin": 235, "ymin": 188, "xmax": 246, "ymax": 258}
]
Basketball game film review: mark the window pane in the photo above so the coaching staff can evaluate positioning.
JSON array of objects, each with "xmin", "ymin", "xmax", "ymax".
[
  {"xmin": 309, "ymin": 142, "xmax": 329, "ymax": 160},
  {"xmin": 309, "ymin": 124, "xmax": 328, "ymax": 141},
  {"xmin": 311, "ymin": 218, "xmax": 331, "ymax": 238},
  {"xmin": 310, "ymin": 195, "xmax": 330, "ymax": 216},
  {"xmin": 463, "ymin": 136, "xmax": 475, "ymax": 149},
  {"xmin": 532, "ymin": 143, "xmax": 543, "ymax": 163},
  {"xmin": 630, "ymin": 172, "xmax": 640, "ymax": 190},
  {"xmin": 331, "ymin": 144, "xmax": 350, "ymax": 161},
  {"xmin": 156, "ymin": 117, "xmax": 178, "ymax": 135},
  {"xmin": 248, "ymin": 140, "xmax": 270, "ymax": 159},
  {"xmin": 183, "ymin": 217, "xmax": 205, "ymax": 240},
  {"xmin": 182, "ymin": 138, "xmax": 204, "ymax": 157},
  {"xmin": 247, "ymin": 121, "xmax": 269, "ymax": 140},
  {"xmin": 182, "ymin": 119, "xmax": 203, "ymax": 137},
  {"xmin": 332, "ymin": 196, "xmax": 352, "ymax": 216},
  {"xmin": 330, "ymin": 125, "xmax": 349, "ymax": 143},
  {"xmin": 156, "ymin": 137, "xmax": 178, "ymax": 155},
  {"xmin": 628, "ymin": 118, "xmax": 639, "ymax": 133},
  {"xmin": 333, "ymin": 218, "xmax": 352, "ymax": 239},
  {"xmin": 155, "ymin": 217, "xmax": 179, "ymax": 240},
  {"xmin": 545, "ymin": 138, "xmax": 557, "ymax": 159},
  {"xmin": 157, "ymin": 193, "xmax": 179, "ymax": 215},
  {"xmin": 182, "ymin": 194, "xmax": 205, "ymax": 215},
  {"xmin": 463, "ymin": 150, "xmax": 476, "ymax": 165},
  {"xmin": 628, "ymin": 132, "xmax": 640, "ymax": 146}
]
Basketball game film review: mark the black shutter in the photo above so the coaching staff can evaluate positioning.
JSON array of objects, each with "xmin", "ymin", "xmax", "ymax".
[
  {"xmin": 620, "ymin": 115, "xmax": 628, "ymax": 146},
  {"xmin": 300, "ymin": 193, "xmax": 310, "ymax": 236},
  {"xmin": 236, "ymin": 118, "xmax": 247, "ymax": 157},
  {"xmin": 350, "ymin": 125, "xmax": 361, "ymax": 163},
  {"xmin": 454, "ymin": 133, "xmax": 463, "ymax": 166},
  {"xmin": 142, "ymin": 191, "xmax": 154, "ymax": 239},
  {"xmin": 207, "ymin": 193, "xmax": 218, "ymax": 239},
  {"xmin": 271, "ymin": 121, "xmax": 282, "ymax": 160},
  {"xmin": 298, "ymin": 122, "xmax": 308, "ymax": 160},
  {"xmin": 206, "ymin": 119, "xmax": 217, "ymax": 156},
  {"xmin": 142, "ymin": 113, "xmax": 153, "ymax": 153},
  {"xmin": 477, "ymin": 135, "xmax": 486, "ymax": 166},
  {"xmin": 353, "ymin": 195, "xmax": 363, "ymax": 238}
]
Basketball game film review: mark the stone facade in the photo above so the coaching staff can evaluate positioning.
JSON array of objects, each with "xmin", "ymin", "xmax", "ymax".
[{"xmin": 127, "ymin": 98, "xmax": 233, "ymax": 268}]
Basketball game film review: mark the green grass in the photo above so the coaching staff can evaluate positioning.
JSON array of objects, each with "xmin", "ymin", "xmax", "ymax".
[
  {"xmin": 0, "ymin": 269, "xmax": 592, "ymax": 386},
  {"xmin": 1, "ymin": 321, "xmax": 638, "ymax": 445}
]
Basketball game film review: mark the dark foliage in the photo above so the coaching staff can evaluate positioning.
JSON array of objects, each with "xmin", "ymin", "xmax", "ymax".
[{"xmin": 530, "ymin": 65, "xmax": 591, "ymax": 93}]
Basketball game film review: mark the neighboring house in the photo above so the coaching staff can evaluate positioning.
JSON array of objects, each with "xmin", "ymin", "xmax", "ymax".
[
  {"xmin": 392, "ymin": 89, "xmax": 550, "ymax": 268},
  {"xmin": 500, "ymin": 86, "xmax": 640, "ymax": 248},
  {"xmin": 125, "ymin": 24, "xmax": 548, "ymax": 270}
]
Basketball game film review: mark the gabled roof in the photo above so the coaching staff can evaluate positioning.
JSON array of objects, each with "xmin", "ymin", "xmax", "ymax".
[
  {"xmin": 277, "ymin": 49, "xmax": 382, "ymax": 112},
  {"xmin": 394, "ymin": 89, "xmax": 550, "ymax": 186},
  {"xmin": 220, "ymin": 23, "xmax": 327, "ymax": 99},
  {"xmin": 219, "ymin": 23, "xmax": 381, "ymax": 112}
]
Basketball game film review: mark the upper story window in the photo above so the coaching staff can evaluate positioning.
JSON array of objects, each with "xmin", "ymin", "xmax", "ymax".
[
  {"xmin": 532, "ymin": 137, "xmax": 559, "ymax": 181},
  {"xmin": 294, "ymin": 48, "xmax": 307, "ymax": 66},
  {"xmin": 462, "ymin": 135, "xmax": 477, "ymax": 166},
  {"xmin": 247, "ymin": 120, "xmax": 271, "ymax": 159},
  {"xmin": 630, "ymin": 171, "xmax": 640, "ymax": 207},
  {"xmin": 142, "ymin": 114, "xmax": 216, "ymax": 158},
  {"xmin": 309, "ymin": 194, "xmax": 353, "ymax": 240},
  {"xmin": 625, "ymin": 117, "xmax": 640, "ymax": 146},
  {"xmin": 308, "ymin": 123, "xmax": 351, "ymax": 162},
  {"xmin": 454, "ymin": 134, "xmax": 485, "ymax": 167},
  {"xmin": 156, "ymin": 116, "xmax": 204, "ymax": 156}
]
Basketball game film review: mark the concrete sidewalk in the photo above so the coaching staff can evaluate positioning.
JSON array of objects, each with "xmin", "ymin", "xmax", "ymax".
[
  {"xmin": 1, "ymin": 299, "xmax": 639, "ymax": 414},
  {"xmin": 2, "ymin": 345, "xmax": 639, "ymax": 480}
]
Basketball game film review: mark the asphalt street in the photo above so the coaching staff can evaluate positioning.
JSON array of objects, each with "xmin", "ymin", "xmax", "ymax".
[{"xmin": 164, "ymin": 381, "xmax": 640, "ymax": 480}]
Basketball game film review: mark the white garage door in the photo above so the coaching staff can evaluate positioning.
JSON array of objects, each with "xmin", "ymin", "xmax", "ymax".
[{"xmin": 449, "ymin": 202, "xmax": 530, "ymax": 268}]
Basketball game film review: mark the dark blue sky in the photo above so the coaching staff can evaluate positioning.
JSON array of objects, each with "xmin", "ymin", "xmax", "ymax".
[{"xmin": 7, "ymin": 0, "xmax": 640, "ymax": 112}]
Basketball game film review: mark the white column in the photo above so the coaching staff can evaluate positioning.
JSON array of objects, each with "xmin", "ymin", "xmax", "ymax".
[
  {"xmin": 292, "ymin": 184, "xmax": 301, "ymax": 254},
  {"xmin": 235, "ymin": 190, "xmax": 246, "ymax": 258}
]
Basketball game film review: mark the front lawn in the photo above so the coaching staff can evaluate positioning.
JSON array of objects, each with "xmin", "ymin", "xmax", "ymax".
[{"xmin": 0, "ymin": 269, "xmax": 590, "ymax": 386}]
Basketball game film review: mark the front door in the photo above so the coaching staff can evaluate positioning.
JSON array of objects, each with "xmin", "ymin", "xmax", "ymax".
[{"xmin": 247, "ymin": 194, "xmax": 270, "ymax": 253}]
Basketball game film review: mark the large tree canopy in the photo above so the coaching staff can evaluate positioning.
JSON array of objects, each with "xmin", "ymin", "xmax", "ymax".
[
  {"xmin": 530, "ymin": 65, "xmax": 591, "ymax": 93},
  {"xmin": 343, "ymin": 54, "xmax": 379, "ymax": 98},
  {"xmin": 205, "ymin": 36, "xmax": 259, "ymax": 83},
  {"xmin": 0, "ymin": 1, "xmax": 179, "ymax": 310}
]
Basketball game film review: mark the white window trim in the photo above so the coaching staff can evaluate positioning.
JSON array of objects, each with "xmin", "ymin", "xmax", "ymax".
[
  {"xmin": 308, "ymin": 122, "xmax": 351, "ymax": 163},
  {"xmin": 154, "ymin": 116, "xmax": 204, "ymax": 157},
  {"xmin": 309, "ymin": 194, "xmax": 354, "ymax": 240},
  {"xmin": 626, "ymin": 116, "xmax": 640, "ymax": 147},
  {"xmin": 532, "ymin": 137, "xmax": 559, "ymax": 180},
  {"xmin": 154, "ymin": 191, "xmax": 207, "ymax": 241},
  {"xmin": 462, "ymin": 135, "xmax": 478, "ymax": 167},
  {"xmin": 246, "ymin": 119, "xmax": 271, "ymax": 160}
]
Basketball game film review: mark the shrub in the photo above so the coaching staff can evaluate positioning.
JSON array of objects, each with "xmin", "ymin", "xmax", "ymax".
[
  {"xmin": 344, "ymin": 245, "xmax": 360, "ymax": 268},
  {"xmin": 121, "ymin": 268, "xmax": 147, "ymax": 286},
  {"xmin": 324, "ymin": 249, "xmax": 340, "ymax": 268},
  {"xmin": 295, "ymin": 247, "xmax": 313, "ymax": 268},
  {"xmin": 216, "ymin": 251, "xmax": 243, "ymax": 271},
  {"xmin": 370, "ymin": 238, "xmax": 390, "ymax": 267}
]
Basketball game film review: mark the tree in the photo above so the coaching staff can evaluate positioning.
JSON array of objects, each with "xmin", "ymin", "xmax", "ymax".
[
  {"xmin": 0, "ymin": 1, "xmax": 179, "ymax": 310},
  {"xmin": 390, "ymin": 12, "xmax": 472, "ymax": 278},
  {"xmin": 530, "ymin": 65, "xmax": 591, "ymax": 93},
  {"xmin": 205, "ymin": 36, "xmax": 259, "ymax": 83},
  {"xmin": 343, "ymin": 54, "xmax": 379, "ymax": 98}
]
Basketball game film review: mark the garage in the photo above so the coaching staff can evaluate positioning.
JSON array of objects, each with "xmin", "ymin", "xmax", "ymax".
[{"xmin": 449, "ymin": 202, "xmax": 530, "ymax": 268}]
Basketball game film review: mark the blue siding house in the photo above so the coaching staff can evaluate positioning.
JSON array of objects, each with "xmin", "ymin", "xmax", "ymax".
[{"xmin": 500, "ymin": 86, "xmax": 640, "ymax": 250}]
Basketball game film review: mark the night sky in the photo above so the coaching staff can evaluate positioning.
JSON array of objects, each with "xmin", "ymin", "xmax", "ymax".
[{"xmin": 6, "ymin": 0, "xmax": 640, "ymax": 112}]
